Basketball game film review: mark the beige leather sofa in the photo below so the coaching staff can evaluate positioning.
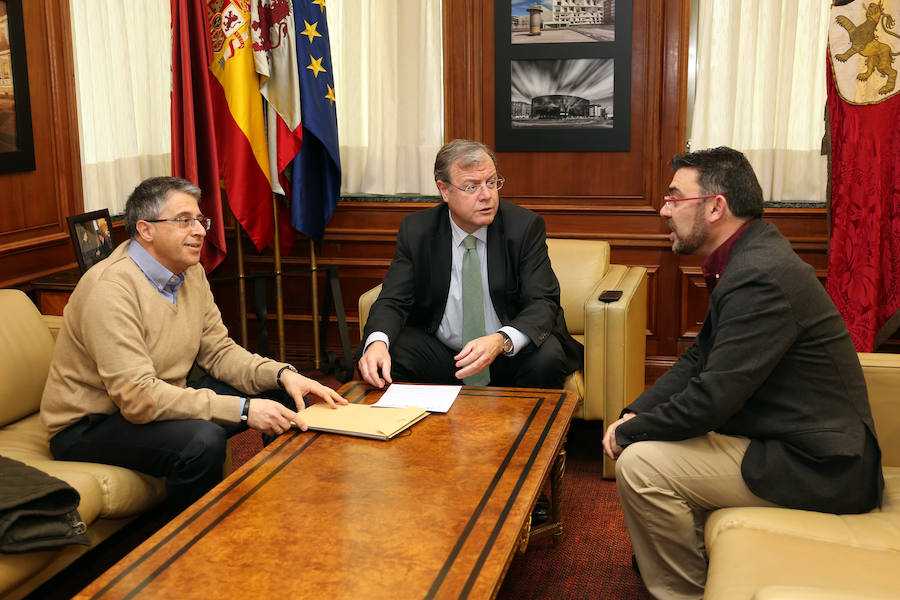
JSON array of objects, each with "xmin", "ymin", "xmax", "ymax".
[
  {"xmin": 704, "ymin": 352, "xmax": 900, "ymax": 599},
  {"xmin": 0, "ymin": 289, "xmax": 166, "ymax": 600},
  {"xmin": 358, "ymin": 238, "xmax": 648, "ymax": 478}
]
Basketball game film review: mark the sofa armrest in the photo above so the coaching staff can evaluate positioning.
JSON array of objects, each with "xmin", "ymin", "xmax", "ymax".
[
  {"xmin": 580, "ymin": 264, "xmax": 647, "ymax": 424},
  {"xmin": 859, "ymin": 352, "xmax": 900, "ymax": 468},
  {"xmin": 752, "ymin": 586, "xmax": 900, "ymax": 600},
  {"xmin": 358, "ymin": 284, "xmax": 383, "ymax": 337}
]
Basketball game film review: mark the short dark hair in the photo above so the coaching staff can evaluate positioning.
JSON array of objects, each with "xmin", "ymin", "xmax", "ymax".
[
  {"xmin": 125, "ymin": 177, "xmax": 201, "ymax": 238},
  {"xmin": 670, "ymin": 146, "xmax": 763, "ymax": 219},
  {"xmin": 434, "ymin": 139, "xmax": 498, "ymax": 184}
]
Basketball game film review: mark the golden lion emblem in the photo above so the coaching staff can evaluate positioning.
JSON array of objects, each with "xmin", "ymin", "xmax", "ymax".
[{"xmin": 834, "ymin": 1, "xmax": 900, "ymax": 95}]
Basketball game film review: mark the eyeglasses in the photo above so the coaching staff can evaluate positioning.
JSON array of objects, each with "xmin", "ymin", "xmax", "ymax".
[
  {"xmin": 662, "ymin": 194, "xmax": 723, "ymax": 209},
  {"xmin": 145, "ymin": 216, "xmax": 212, "ymax": 230},
  {"xmin": 444, "ymin": 177, "xmax": 505, "ymax": 195}
]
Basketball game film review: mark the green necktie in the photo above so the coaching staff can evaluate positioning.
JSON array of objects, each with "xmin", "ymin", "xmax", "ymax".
[{"xmin": 462, "ymin": 235, "xmax": 490, "ymax": 386}]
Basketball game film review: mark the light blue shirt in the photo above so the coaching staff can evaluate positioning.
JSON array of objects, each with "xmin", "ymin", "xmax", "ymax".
[
  {"xmin": 365, "ymin": 218, "xmax": 529, "ymax": 355},
  {"xmin": 127, "ymin": 241, "xmax": 185, "ymax": 306}
]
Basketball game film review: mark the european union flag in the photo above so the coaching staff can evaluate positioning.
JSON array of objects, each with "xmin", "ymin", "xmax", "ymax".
[{"xmin": 291, "ymin": 0, "xmax": 341, "ymax": 243}]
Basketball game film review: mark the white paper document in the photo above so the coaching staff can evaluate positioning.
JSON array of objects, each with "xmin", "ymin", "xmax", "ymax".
[{"xmin": 372, "ymin": 384, "xmax": 462, "ymax": 413}]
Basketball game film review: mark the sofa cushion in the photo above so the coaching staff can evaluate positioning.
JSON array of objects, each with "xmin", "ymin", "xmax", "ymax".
[
  {"xmin": 0, "ymin": 291, "xmax": 55, "ymax": 427},
  {"xmin": 859, "ymin": 352, "xmax": 900, "ymax": 468},
  {"xmin": 547, "ymin": 239, "xmax": 610, "ymax": 335},
  {"xmin": 706, "ymin": 467, "xmax": 900, "ymax": 553},
  {"xmin": 0, "ymin": 414, "xmax": 165, "ymax": 518}
]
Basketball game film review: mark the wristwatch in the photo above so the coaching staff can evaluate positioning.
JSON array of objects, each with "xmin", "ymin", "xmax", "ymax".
[
  {"xmin": 276, "ymin": 364, "xmax": 298, "ymax": 388},
  {"xmin": 499, "ymin": 331, "xmax": 514, "ymax": 357},
  {"xmin": 240, "ymin": 398, "xmax": 250, "ymax": 422}
]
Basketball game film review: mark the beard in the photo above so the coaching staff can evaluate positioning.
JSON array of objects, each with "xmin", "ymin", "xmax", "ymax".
[{"xmin": 669, "ymin": 204, "xmax": 708, "ymax": 255}]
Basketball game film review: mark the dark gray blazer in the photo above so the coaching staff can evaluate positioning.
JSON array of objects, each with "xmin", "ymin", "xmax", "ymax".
[
  {"xmin": 616, "ymin": 219, "xmax": 883, "ymax": 514},
  {"xmin": 361, "ymin": 198, "xmax": 583, "ymax": 374}
]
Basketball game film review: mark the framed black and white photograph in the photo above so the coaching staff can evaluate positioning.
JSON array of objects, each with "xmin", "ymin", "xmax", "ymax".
[
  {"xmin": 511, "ymin": 58, "xmax": 615, "ymax": 129},
  {"xmin": 496, "ymin": 0, "xmax": 631, "ymax": 152},
  {"xmin": 510, "ymin": 0, "xmax": 617, "ymax": 44},
  {"xmin": 67, "ymin": 210, "xmax": 115, "ymax": 274},
  {"xmin": 0, "ymin": 0, "xmax": 35, "ymax": 173}
]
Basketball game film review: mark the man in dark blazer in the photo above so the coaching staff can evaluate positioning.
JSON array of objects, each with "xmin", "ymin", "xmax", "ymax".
[
  {"xmin": 357, "ymin": 139, "xmax": 582, "ymax": 390},
  {"xmin": 602, "ymin": 147, "xmax": 883, "ymax": 600}
]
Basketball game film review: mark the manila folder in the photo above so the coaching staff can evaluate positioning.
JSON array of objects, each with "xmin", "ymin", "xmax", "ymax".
[{"xmin": 300, "ymin": 403, "xmax": 428, "ymax": 440}]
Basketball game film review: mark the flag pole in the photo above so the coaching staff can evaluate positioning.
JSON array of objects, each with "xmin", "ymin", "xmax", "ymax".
[
  {"xmin": 235, "ymin": 217, "xmax": 248, "ymax": 348},
  {"xmin": 310, "ymin": 238, "xmax": 321, "ymax": 370},
  {"xmin": 272, "ymin": 195, "xmax": 286, "ymax": 362}
]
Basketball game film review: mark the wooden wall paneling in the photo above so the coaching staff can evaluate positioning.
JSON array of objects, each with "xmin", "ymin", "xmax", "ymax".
[
  {"xmin": 213, "ymin": 0, "xmax": 893, "ymax": 375},
  {"xmin": 1, "ymin": 0, "xmax": 83, "ymax": 287}
]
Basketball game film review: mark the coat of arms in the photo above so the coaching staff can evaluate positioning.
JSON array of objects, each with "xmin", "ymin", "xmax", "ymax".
[{"xmin": 830, "ymin": 0, "xmax": 900, "ymax": 104}]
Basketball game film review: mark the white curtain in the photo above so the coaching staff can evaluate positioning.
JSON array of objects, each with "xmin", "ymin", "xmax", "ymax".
[
  {"xmin": 70, "ymin": 0, "xmax": 171, "ymax": 215},
  {"xmin": 327, "ymin": 0, "xmax": 444, "ymax": 194},
  {"xmin": 690, "ymin": 0, "xmax": 830, "ymax": 203}
]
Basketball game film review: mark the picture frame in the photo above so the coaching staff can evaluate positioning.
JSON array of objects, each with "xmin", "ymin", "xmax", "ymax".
[
  {"xmin": 67, "ymin": 210, "xmax": 115, "ymax": 274},
  {"xmin": 0, "ymin": 0, "xmax": 35, "ymax": 174},
  {"xmin": 495, "ymin": 0, "xmax": 632, "ymax": 152}
]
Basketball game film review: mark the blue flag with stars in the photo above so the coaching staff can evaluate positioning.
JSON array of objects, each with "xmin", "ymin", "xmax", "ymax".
[{"xmin": 291, "ymin": 0, "xmax": 341, "ymax": 243}]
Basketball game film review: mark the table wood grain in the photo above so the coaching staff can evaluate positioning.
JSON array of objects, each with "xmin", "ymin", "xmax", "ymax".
[{"xmin": 77, "ymin": 383, "xmax": 576, "ymax": 599}]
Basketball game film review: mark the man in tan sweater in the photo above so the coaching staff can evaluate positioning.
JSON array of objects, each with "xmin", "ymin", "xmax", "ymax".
[{"xmin": 41, "ymin": 177, "xmax": 345, "ymax": 510}]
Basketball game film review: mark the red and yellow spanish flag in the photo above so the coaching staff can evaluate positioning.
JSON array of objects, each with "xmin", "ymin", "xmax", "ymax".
[
  {"xmin": 171, "ymin": 0, "xmax": 226, "ymax": 272},
  {"xmin": 206, "ymin": 0, "xmax": 275, "ymax": 252}
]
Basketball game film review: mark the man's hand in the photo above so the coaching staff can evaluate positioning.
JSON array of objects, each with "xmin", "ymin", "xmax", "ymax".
[
  {"xmin": 280, "ymin": 369, "xmax": 348, "ymax": 431},
  {"xmin": 246, "ymin": 398, "xmax": 301, "ymax": 436},
  {"xmin": 454, "ymin": 333, "xmax": 504, "ymax": 380},
  {"xmin": 358, "ymin": 341, "xmax": 392, "ymax": 388},
  {"xmin": 602, "ymin": 411, "xmax": 637, "ymax": 460}
]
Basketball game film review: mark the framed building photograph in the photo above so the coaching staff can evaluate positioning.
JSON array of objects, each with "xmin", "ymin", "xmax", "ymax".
[
  {"xmin": 0, "ymin": 0, "xmax": 35, "ymax": 173},
  {"xmin": 67, "ymin": 210, "xmax": 115, "ymax": 274},
  {"xmin": 496, "ymin": 0, "xmax": 632, "ymax": 152},
  {"xmin": 510, "ymin": 0, "xmax": 617, "ymax": 44}
]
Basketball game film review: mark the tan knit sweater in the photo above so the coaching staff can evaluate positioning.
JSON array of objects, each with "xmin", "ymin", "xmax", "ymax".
[{"xmin": 40, "ymin": 241, "xmax": 283, "ymax": 437}]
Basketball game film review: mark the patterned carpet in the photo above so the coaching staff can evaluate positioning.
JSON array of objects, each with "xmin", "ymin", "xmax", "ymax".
[{"xmin": 230, "ymin": 374, "xmax": 653, "ymax": 599}]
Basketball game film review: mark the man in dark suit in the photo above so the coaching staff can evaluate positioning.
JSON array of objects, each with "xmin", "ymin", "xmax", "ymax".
[
  {"xmin": 602, "ymin": 147, "xmax": 883, "ymax": 600},
  {"xmin": 357, "ymin": 139, "xmax": 582, "ymax": 390}
]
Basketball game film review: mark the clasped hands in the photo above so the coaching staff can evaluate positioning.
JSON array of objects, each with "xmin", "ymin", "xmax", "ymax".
[
  {"xmin": 358, "ymin": 333, "xmax": 506, "ymax": 389},
  {"xmin": 602, "ymin": 411, "xmax": 636, "ymax": 460},
  {"xmin": 246, "ymin": 369, "xmax": 347, "ymax": 436}
]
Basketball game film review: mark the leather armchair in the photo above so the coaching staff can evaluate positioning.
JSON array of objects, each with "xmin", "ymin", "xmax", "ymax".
[
  {"xmin": 703, "ymin": 352, "xmax": 900, "ymax": 599},
  {"xmin": 357, "ymin": 238, "xmax": 649, "ymax": 478}
]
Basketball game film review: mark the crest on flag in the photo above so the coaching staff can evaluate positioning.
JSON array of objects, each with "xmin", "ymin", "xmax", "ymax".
[{"xmin": 829, "ymin": 0, "xmax": 900, "ymax": 104}]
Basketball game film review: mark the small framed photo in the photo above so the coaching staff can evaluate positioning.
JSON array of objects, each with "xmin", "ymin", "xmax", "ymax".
[{"xmin": 67, "ymin": 210, "xmax": 115, "ymax": 273}]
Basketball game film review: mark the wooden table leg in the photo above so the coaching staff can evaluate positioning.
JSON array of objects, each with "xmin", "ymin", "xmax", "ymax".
[
  {"xmin": 549, "ymin": 444, "xmax": 566, "ymax": 545},
  {"xmin": 527, "ymin": 435, "xmax": 567, "ymax": 547}
]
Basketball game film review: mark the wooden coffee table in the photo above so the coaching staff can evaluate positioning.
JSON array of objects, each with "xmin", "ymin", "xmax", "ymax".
[{"xmin": 77, "ymin": 383, "xmax": 576, "ymax": 599}]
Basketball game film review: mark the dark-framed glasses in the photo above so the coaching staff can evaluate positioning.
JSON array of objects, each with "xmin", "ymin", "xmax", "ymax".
[
  {"xmin": 145, "ymin": 216, "xmax": 212, "ymax": 231},
  {"xmin": 663, "ymin": 194, "xmax": 723, "ymax": 209},
  {"xmin": 445, "ymin": 177, "xmax": 505, "ymax": 195}
]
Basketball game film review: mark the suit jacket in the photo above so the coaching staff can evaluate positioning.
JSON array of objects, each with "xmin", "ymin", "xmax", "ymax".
[
  {"xmin": 361, "ymin": 198, "xmax": 583, "ymax": 374},
  {"xmin": 616, "ymin": 219, "xmax": 883, "ymax": 514}
]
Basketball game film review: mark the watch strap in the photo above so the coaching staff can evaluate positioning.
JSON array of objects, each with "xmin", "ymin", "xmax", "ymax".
[
  {"xmin": 276, "ymin": 364, "xmax": 298, "ymax": 388},
  {"xmin": 499, "ymin": 331, "xmax": 514, "ymax": 356}
]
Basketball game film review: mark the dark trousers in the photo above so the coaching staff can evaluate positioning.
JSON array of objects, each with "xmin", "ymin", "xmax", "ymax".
[
  {"xmin": 48, "ymin": 376, "xmax": 295, "ymax": 512},
  {"xmin": 388, "ymin": 326, "xmax": 571, "ymax": 389}
]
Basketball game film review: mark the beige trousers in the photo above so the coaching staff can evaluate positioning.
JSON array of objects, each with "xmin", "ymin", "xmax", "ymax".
[{"xmin": 615, "ymin": 433, "xmax": 778, "ymax": 600}]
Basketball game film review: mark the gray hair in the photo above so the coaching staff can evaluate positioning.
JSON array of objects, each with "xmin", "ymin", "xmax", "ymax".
[
  {"xmin": 433, "ymin": 139, "xmax": 498, "ymax": 184},
  {"xmin": 125, "ymin": 177, "xmax": 201, "ymax": 238}
]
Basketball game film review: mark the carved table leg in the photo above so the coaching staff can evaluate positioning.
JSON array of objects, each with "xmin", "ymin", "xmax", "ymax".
[{"xmin": 550, "ymin": 442, "xmax": 566, "ymax": 545}]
